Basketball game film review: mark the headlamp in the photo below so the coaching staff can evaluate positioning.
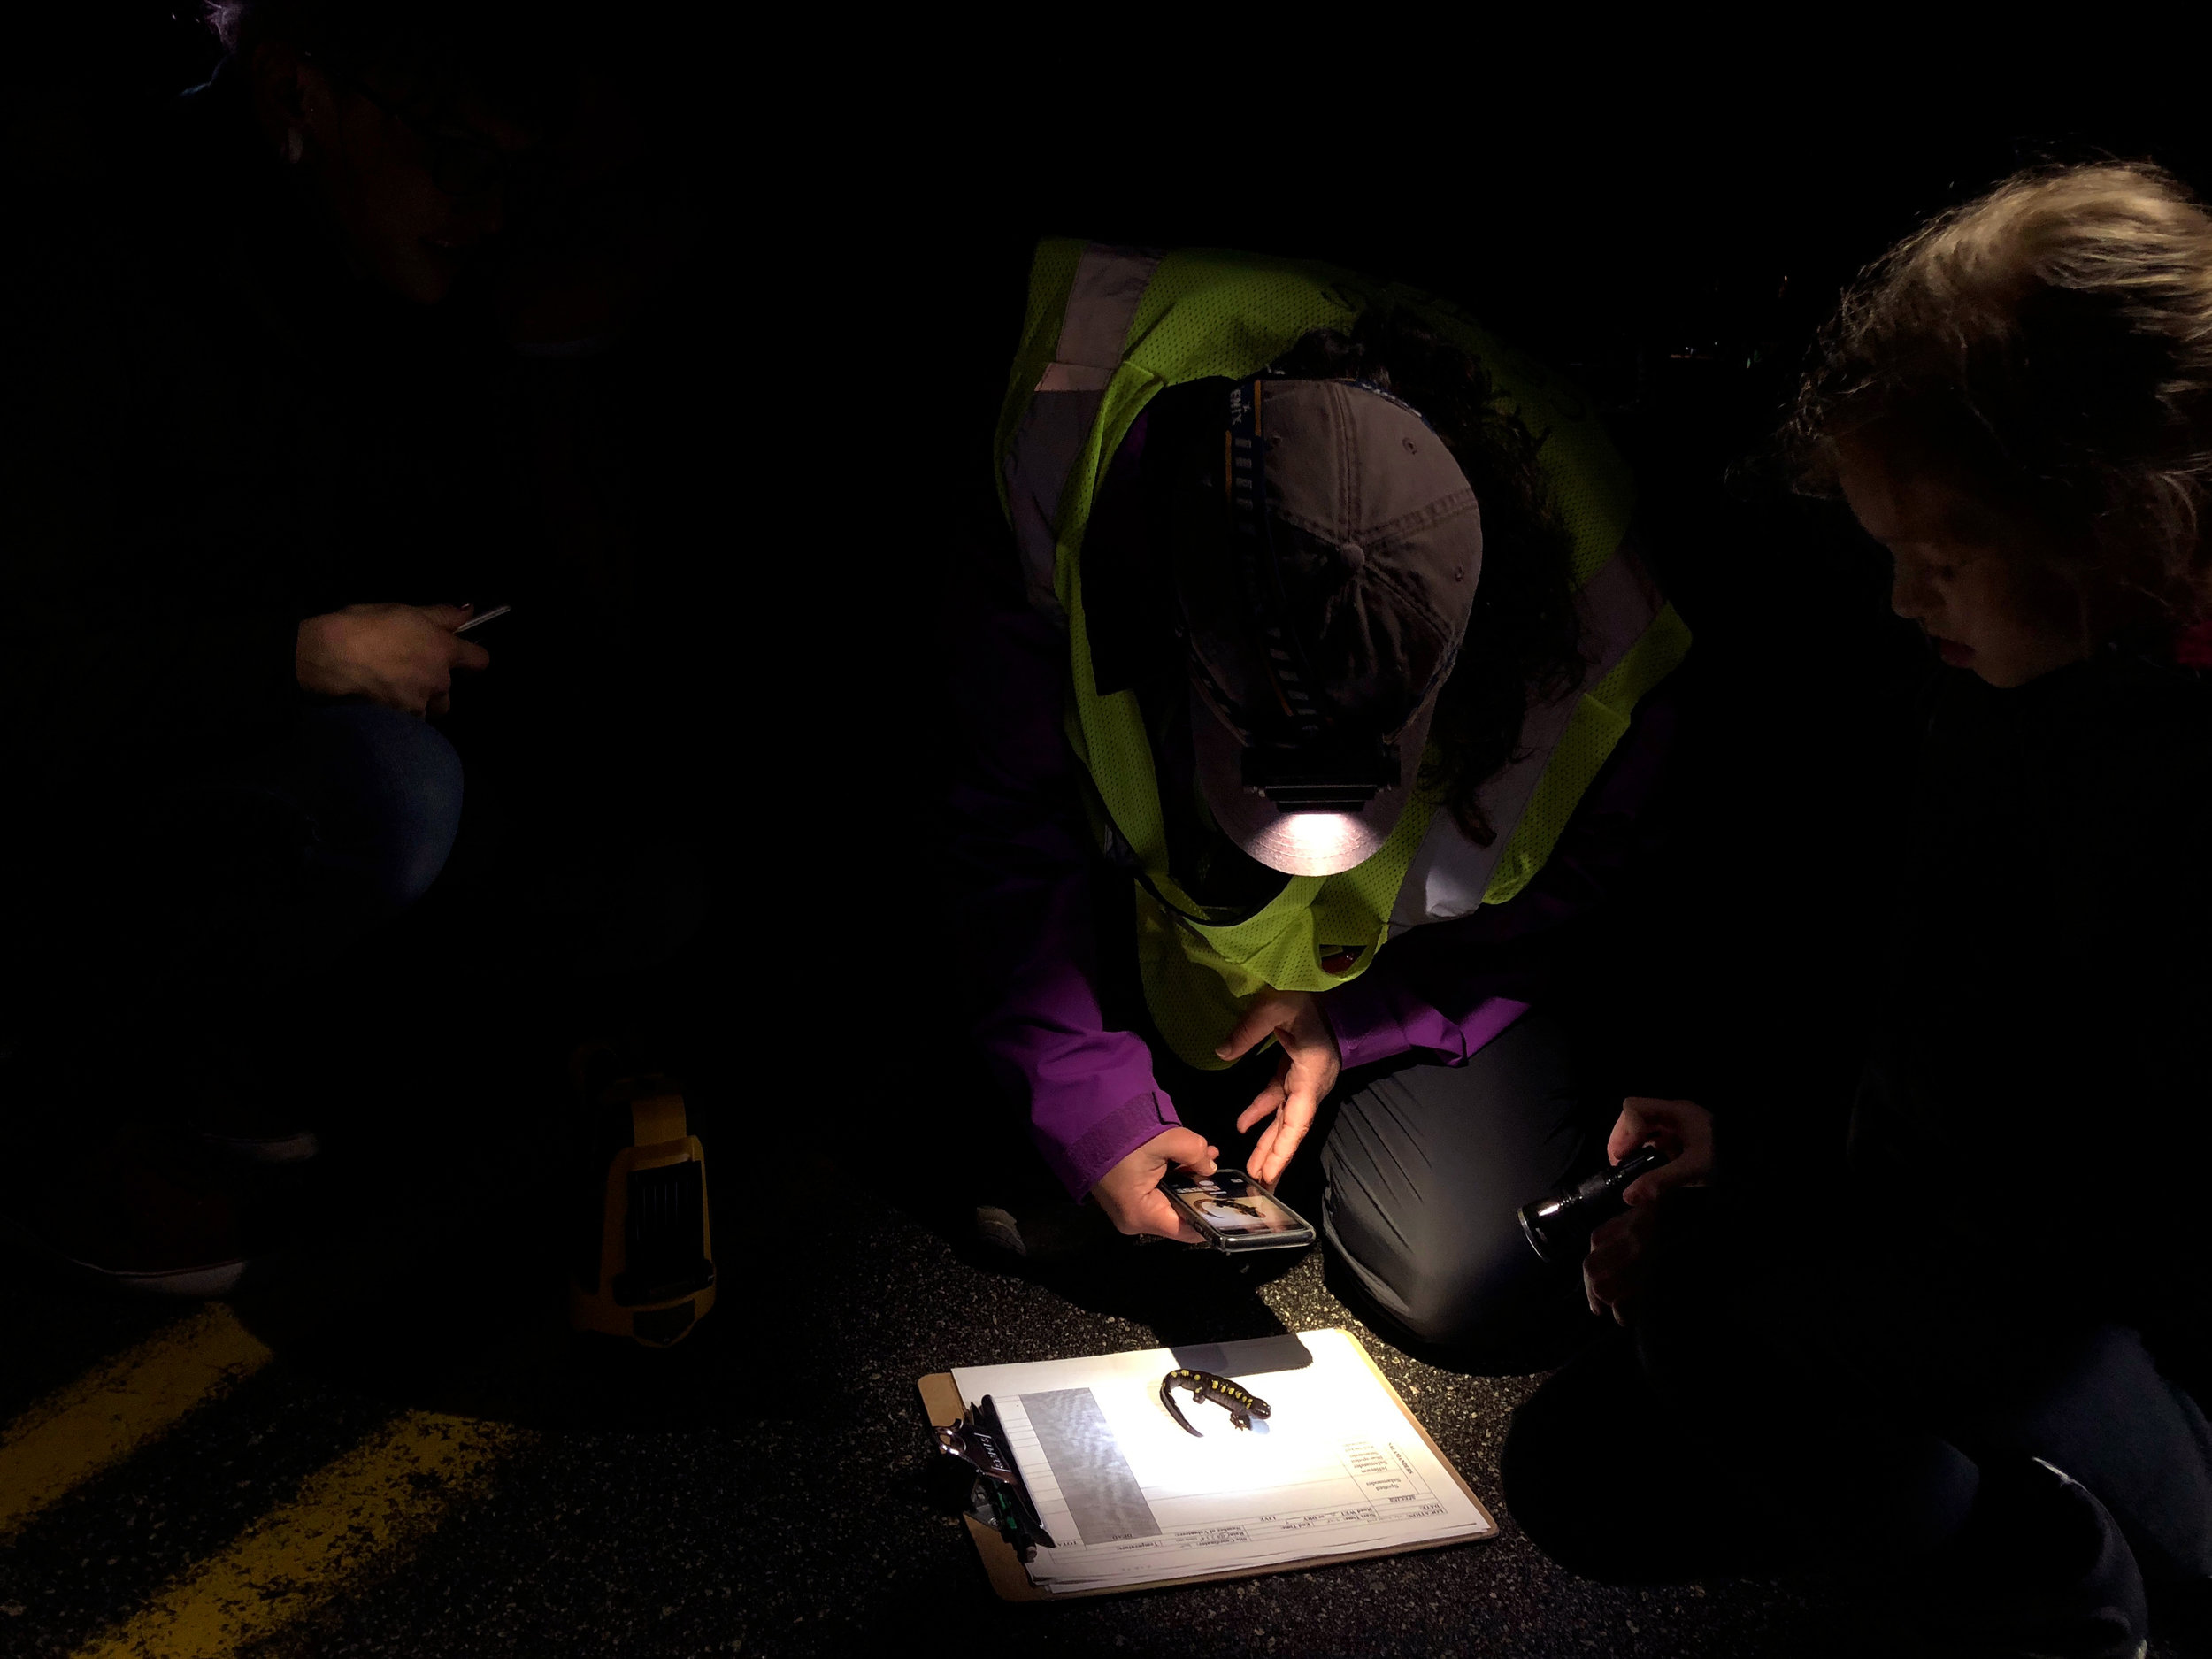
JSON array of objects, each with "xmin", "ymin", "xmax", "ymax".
[{"xmin": 1240, "ymin": 741, "xmax": 1400, "ymax": 812}]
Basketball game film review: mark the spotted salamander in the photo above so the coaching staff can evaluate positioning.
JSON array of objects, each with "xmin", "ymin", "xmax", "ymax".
[{"xmin": 1160, "ymin": 1368, "xmax": 1272, "ymax": 1436}]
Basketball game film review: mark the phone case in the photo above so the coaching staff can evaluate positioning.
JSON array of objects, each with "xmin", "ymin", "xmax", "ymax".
[{"xmin": 1164, "ymin": 1174, "xmax": 1317, "ymax": 1253}]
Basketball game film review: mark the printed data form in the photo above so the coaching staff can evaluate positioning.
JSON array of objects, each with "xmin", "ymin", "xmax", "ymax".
[{"xmin": 949, "ymin": 1328, "xmax": 1494, "ymax": 1591}]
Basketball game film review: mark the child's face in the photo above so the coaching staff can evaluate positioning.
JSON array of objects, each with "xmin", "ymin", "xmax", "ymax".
[{"xmin": 1835, "ymin": 438, "xmax": 2086, "ymax": 688}]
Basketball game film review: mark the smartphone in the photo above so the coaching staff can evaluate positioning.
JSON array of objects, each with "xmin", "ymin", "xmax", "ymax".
[{"xmin": 1161, "ymin": 1169, "xmax": 1317, "ymax": 1253}]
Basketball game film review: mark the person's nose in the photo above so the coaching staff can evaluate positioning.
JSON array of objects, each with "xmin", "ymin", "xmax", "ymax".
[{"xmin": 1891, "ymin": 562, "xmax": 1936, "ymax": 623}]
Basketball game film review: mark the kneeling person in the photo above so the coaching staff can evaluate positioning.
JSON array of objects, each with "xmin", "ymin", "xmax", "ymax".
[{"xmin": 950, "ymin": 242, "xmax": 1688, "ymax": 1366}]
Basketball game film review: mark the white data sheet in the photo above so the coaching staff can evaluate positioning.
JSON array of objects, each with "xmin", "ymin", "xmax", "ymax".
[{"xmin": 949, "ymin": 1328, "xmax": 1494, "ymax": 1592}]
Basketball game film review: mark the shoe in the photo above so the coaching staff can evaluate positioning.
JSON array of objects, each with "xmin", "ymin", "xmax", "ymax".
[
  {"xmin": 0, "ymin": 1130, "xmax": 281, "ymax": 1297},
  {"xmin": 1915, "ymin": 1455, "xmax": 2148, "ymax": 1659},
  {"xmin": 973, "ymin": 1205, "xmax": 1028, "ymax": 1256},
  {"xmin": 188, "ymin": 1113, "xmax": 321, "ymax": 1166},
  {"xmin": 970, "ymin": 1198, "xmax": 1115, "ymax": 1259}
]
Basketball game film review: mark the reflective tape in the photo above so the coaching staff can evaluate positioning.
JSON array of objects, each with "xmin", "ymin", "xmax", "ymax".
[{"xmin": 1002, "ymin": 243, "xmax": 1162, "ymax": 621}]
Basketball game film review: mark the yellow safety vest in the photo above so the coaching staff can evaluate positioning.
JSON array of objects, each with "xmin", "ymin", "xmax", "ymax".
[{"xmin": 995, "ymin": 242, "xmax": 1690, "ymax": 1069}]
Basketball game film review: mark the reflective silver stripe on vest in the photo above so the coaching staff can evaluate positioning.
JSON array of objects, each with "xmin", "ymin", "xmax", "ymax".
[
  {"xmin": 1003, "ymin": 243, "xmax": 1163, "ymax": 621},
  {"xmin": 1389, "ymin": 530, "xmax": 1668, "ymax": 934}
]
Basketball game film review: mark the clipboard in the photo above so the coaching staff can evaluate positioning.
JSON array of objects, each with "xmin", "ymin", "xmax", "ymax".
[{"xmin": 917, "ymin": 1327, "xmax": 1496, "ymax": 1603}]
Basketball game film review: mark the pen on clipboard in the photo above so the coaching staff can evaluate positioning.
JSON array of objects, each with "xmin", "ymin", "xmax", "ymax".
[{"xmin": 454, "ymin": 604, "xmax": 511, "ymax": 635}]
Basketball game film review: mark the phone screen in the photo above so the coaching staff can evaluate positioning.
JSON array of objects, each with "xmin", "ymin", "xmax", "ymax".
[{"xmin": 1162, "ymin": 1169, "xmax": 1315, "ymax": 1249}]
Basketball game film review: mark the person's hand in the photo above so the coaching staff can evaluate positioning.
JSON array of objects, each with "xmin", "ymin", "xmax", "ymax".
[
  {"xmin": 1091, "ymin": 1127, "xmax": 1220, "ymax": 1243},
  {"xmin": 1219, "ymin": 990, "xmax": 1341, "ymax": 1190},
  {"xmin": 1583, "ymin": 1208, "xmax": 1661, "ymax": 1325},
  {"xmin": 296, "ymin": 603, "xmax": 491, "ymax": 718},
  {"xmin": 1608, "ymin": 1096, "xmax": 1716, "ymax": 1204},
  {"xmin": 1583, "ymin": 1097, "xmax": 1716, "ymax": 1324}
]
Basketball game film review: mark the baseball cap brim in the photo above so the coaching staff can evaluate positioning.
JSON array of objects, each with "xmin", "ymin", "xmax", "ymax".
[{"xmin": 1189, "ymin": 684, "xmax": 1437, "ymax": 879}]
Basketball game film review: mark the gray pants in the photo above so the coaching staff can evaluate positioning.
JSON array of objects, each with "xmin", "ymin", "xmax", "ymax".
[
  {"xmin": 1165, "ymin": 1004, "xmax": 1606, "ymax": 1371},
  {"xmin": 1317, "ymin": 1007, "xmax": 1605, "ymax": 1370}
]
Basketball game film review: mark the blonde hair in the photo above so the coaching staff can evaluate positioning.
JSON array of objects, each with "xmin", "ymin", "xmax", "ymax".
[{"xmin": 1792, "ymin": 162, "xmax": 2212, "ymax": 630}]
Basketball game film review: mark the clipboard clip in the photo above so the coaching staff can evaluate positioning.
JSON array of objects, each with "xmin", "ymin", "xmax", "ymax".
[{"xmin": 931, "ymin": 1394, "xmax": 1056, "ymax": 1557}]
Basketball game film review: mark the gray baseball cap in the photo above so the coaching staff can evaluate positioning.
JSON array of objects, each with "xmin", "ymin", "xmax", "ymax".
[{"xmin": 1166, "ymin": 376, "xmax": 1484, "ymax": 879}]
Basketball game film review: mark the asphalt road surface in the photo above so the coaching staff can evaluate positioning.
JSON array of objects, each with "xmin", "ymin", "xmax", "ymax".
[
  {"xmin": 0, "ymin": 1043, "xmax": 2186, "ymax": 1659},
  {"xmin": 0, "ymin": 1133, "xmax": 2091, "ymax": 1659},
  {"xmin": 0, "ymin": 1243, "xmax": 1820, "ymax": 1656}
]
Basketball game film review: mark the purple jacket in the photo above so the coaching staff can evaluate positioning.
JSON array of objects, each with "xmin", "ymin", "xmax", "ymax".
[{"xmin": 947, "ymin": 477, "xmax": 1680, "ymax": 1201}]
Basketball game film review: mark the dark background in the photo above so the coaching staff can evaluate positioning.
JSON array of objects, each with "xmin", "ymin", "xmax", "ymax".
[
  {"xmin": 14, "ymin": 12, "xmax": 2208, "ymax": 1231},
  {"xmin": 18, "ymin": 10, "xmax": 2211, "ymax": 1203},
  {"xmin": 6, "ymin": 16, "xmax": 2211, "ymax": 1655}
]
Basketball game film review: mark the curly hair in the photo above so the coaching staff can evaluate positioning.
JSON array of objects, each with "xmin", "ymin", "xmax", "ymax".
[
  {"xmin": 1269, "ymin": 308, "xmax": 1586, "ymax": 845},
  {"xmin": 1788, "ymin": 162, "xmax": 2212, "ymax": 639}
]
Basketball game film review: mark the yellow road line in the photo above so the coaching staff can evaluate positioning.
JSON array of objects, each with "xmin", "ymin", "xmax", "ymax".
[
  {"xmin": 70, "ymin": 1411, "xmax": 532, "ymax": 1659},
  {"xmin": 0, "ymin": 1306, "xmax": 273, "ymax": 1540}
]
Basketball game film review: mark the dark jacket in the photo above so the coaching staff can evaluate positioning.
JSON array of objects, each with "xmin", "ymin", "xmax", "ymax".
[
  {"xmin": 1, "ymin": 62, "xmax": 511, "ymax": 810},
  {"xmin": 1848, "ymin": 643, "xmax": 2212, "ymax": 1348}
]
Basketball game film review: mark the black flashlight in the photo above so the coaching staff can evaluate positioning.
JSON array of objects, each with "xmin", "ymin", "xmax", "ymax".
[{"xmin": 1518, "ymin": 1146, "xmax": 1670, "ymax": 1264}]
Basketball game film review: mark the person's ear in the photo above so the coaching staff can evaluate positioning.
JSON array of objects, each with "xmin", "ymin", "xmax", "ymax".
[{"xmin": 247, "ymin": 40, "xmax": 333, "ymax": 165}]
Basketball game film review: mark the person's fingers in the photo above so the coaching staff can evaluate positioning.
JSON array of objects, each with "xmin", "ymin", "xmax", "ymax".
[
  {"xmin": 1235, "ymin": 1094, "xmax": 1282, "ymax": 1136},
  {"xmin": 1171, "ymin": 1141, "xmax": 1219, "ymax": 1179},
  {"xmin": 426, "ymin": 691, "xmax": 451, "ymax": 719},
  {"xmin": 1130, "ymin": 1188, "xmax": 1205, "ymax": 1244},
  {"xmin": 1155, "ymin": 1126, "xmax": 1214, "ymax": 1167},
  {"xmin": 1582, "ymin": 1213, "xmax": 1644, "ymax": 1297},
  {"xmin": 1583, "ymin": 1225, "xmax": 1632, "ymax": 1272},
  {"xmin": 1615, "ymin": 1099, "xmax": 1717, "ymax": 1201},
  {"xmin": 1624, "ymin": 1164, "xmax": 1696, "ymax": 1207},
  {"xmin": 1616, "ymin": 1098, "xmax": 1714, "ymax": 1151},
  {"xmin": 1217, "ymin": 995, "xmax": 1287, "ymax": 1064},
  {"xmin": 1588, "ymin": 1212, "xmax": 1635, "ymax": 1250},
  {"xmin": 1093, "ymin": 1129, "xmax": 1216, "ymax": 1240},
  {"xmin": 1235, "ymin": 1074, "xmax": 1287, "ymax": 1135},
  {"xmin": 1248, "ymin": 1120, "xmax": 1284, "ymax": 1187},
  {"xmin": 1584, "ymin": 1248, "xmax": 1637, "ymax": 1327},
  {"xmin": 1259, "ymin": 1080, "xmax": 1320, "ymax": 1184},
  {"xmin": 415, "ymin": 603, "xmax": 472, "ymax": 631},
  {"xmin": 1583, "ymin": 1245, "xmax": 1634, "ymax": 1293},
  {"xmin": 1607, "ymin": 1103, "xmax": 1653, "ymax": 1164},
  {"xmin": 1584, "ymin": 1260, "xmax": 1634, "ymax": 1322},
  {"xmin": 449, "ymin": 638, "xmax": 492, "ymax": 672}
]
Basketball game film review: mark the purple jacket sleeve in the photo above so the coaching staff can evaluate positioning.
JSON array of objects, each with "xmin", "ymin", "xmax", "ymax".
[
  {"xmin": 944, "ymin": 547, "xmax": 1180, "ymax": 1200},
  {"xmin": 1319, "ymin": 679, "xmax": 1683, "ymax": 1070}
]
